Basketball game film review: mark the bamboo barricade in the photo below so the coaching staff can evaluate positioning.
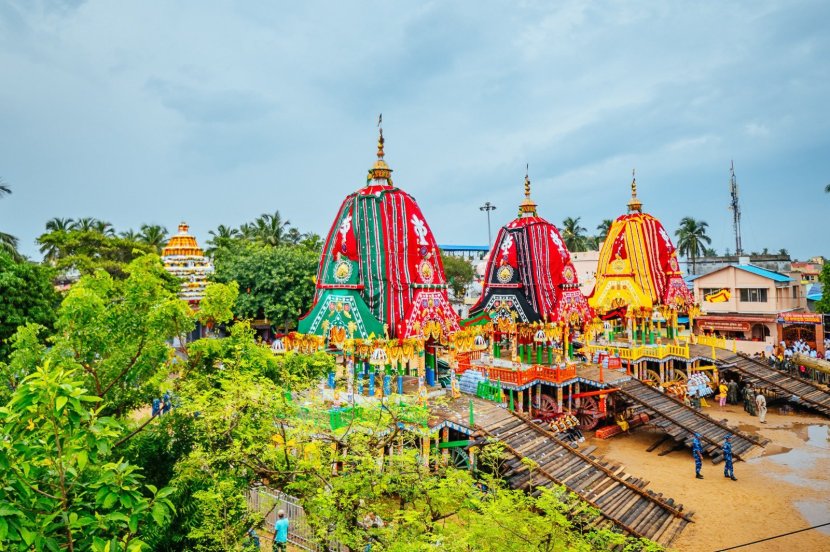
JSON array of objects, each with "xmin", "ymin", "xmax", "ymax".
[
  {"xmin": 472, "ymin": 402, "xmax": 693, "ymax": 546},
  {"xmin": 616, "ymin": 379, "xmax": 767, "ymax": 463},
  {"xmin": 721, "ymin": 353, "xmax": 830, "ymax": 417}
]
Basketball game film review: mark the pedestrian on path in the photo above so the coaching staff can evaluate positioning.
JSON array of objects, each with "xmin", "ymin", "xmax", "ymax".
[
  {"xmin": 756, "ymin": 391, "xmax": 767, "ymax": 423},
  {"xmin": 723, "ymin": 434, "xmax": 737, "ymax": 481},
  {"xmin": 273, "ymin": 510, "xmax": 289, "ymax": 552},
  {"xmin": 727, "ymin": 379, "xmax": 738, "ymax": 405},
  {"xmin": 692, "ymin": 433, "xmax": 704, "ymax": 479}
]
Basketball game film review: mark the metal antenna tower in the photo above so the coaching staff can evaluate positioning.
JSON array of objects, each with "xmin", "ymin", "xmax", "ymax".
[{"xmin": 729, "ymin": 160, "xmax": 743, "ymax": 256}]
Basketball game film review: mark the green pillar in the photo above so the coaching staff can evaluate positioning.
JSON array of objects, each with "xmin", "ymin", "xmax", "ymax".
[{"xmin": 536, "ymin": 345, "xmax": 542, "ymax": 364}]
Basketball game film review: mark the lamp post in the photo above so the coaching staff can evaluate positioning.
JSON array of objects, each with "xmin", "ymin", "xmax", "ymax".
[{"xmin": 479, "ymin": 201, "xmax": 497, "ymax": 248}]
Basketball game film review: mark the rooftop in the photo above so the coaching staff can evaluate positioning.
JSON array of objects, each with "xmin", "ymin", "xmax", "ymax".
[{"xmin": 689, "ymin": 263, "xmax": 794, "ymax": 283}]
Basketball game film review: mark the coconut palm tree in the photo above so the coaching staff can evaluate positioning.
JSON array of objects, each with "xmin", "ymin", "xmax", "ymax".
[
  {"xmin": 253, "ymin": 211, "xmax": 291, "ymax": 247},
  {"xmin": 561, "ymin": 217, "xmax": 589, "ymax": 252},
  {"xmin": 205, "ymin": 224, "xmax": 241, "ymax": 256},
  {"xmin": 596, "ymin": 219, "xmax": 613, "ymax": 242},
  {"xmin": 94, "ymin": 220, "xmax": 116, "ymax": 236},
  {"xmin": 45, "ymin": 217, "xmax": 75, "ymax": 232},
  {"xmin": 139, "ymin": 224, "xmax": 169, "ymax": 253},
  {"xmin": 72, "ymin": 217, "xmax": 98, "ymax": 232},
  {"xmin": 120, "ymin": 229, "xmax": 140, "ymax": 241},
  {"xmin": 675, "ymin": 217, "xmax": 711, "ymax": 275},
  {"xmin": 0, "ymin": 180, "xmax": 20, "ymax": 258}
]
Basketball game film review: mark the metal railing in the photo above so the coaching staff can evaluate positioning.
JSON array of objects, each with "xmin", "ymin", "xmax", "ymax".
[{"xmin": 248, "ymin": 486, "xmax": 346, "ymax": 551}]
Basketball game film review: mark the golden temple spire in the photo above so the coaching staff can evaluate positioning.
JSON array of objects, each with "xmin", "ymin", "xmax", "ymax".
[
  {"xmin": 368, "ymin": 113, "xmax": 393, "ymax": 184},
  {"xmin": 627, "ymin": 168, "xmax": 642, "ymax": 213},
  {"xmin": 518, "ymin": 164, "xmax": 538, "ymax": 217}
]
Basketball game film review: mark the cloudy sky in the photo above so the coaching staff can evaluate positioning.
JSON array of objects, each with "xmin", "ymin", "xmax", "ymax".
[{"xmin": 1, "ymin": 0, "xmax": 828, "ymax": 262}]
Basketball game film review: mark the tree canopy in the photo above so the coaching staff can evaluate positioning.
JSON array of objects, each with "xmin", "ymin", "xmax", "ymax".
[
  {"xmin": 0, "ymin": 251, "xmax": 60, "ymax": 362},
  {"xmin": 212, "ymin": 242, "xmax": 318, "ymax": 331},
  {"xmin": 441, "ymin": 253, "xmax": 475, "ymax": 300},
  {"xmin": 675, "ymin": 217, "xmax": 711, "ymax": 275}
]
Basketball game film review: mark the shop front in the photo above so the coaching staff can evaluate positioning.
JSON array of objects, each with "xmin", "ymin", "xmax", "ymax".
[
  {"xmin": 694, "ymin": 314, "xmax": 775, "ymax": 342},
  {"xmin": 777, "ymin": 312, "xmax": 825, "ymax": 355}
]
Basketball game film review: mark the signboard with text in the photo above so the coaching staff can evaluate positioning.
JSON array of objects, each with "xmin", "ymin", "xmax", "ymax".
[
  {"xmin": 777, "ymin": 313, "xmax": 822, "ymax": 324},
  {"xmin": 698, "ymin": 320, "xmax": 750, "ymax": 332}
]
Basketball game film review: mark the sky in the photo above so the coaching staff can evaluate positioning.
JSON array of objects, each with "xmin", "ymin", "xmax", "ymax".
[{"xmin": 1, "ymin": 0, "xmax": 828, "ymax": 263}]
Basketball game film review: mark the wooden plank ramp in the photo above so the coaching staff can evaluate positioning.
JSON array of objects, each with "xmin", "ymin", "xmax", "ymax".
[
  {"xmin": 471, "ymin": 399, "xmax": 693, "ymax": 546},
  {"xmin": 719, "ymin": 353, "xmax": 830, "ymax": 417},
  {"xmin": 617, "ymin": 379, "xmax": 768, "ymax": 463}
]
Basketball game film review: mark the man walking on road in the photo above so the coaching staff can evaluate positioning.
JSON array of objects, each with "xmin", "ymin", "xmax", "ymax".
[
  {"xmin": 274, "ymin": 510, "xmax": 289, "ymax": 552},
  {"xmin": 723, "ymin": 434, "xmax": 737, "ymax": 481},
  {"xmin": 692, "ymin": 433, "xmax": 704, "ymax": 479},
  {"xmin": 756, "ymin": 391, "xmax": 767, "ymax": 423}
]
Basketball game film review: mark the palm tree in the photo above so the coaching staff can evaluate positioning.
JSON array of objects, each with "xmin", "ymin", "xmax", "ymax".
[
  {"xmin": 675, "ymin": 217, "xmax": 711, "ymax": 275},
  {"xmin": 0, "ymin": 180, "xmax": 20, "ymax": 259},
  {"xmin": 561, "ymin": 217, "xmax": 589, "ymax": 252},
  {"xmin": 593, "ymin": 218, "xmax": 614, "ymax": 250},
  {"xmin": 120, "ymin": 229, "xmax": 140, "ymax": 241},
  {"xmin": 139, "ymin": 224, "xmax": 169, "ymax": 253},
  {"xmin": 72, "ymin": 217, "xmax": 98, "ymax": 232},
  {"xmin": 596, "ymin": 219, "xmax": 613, "ymax": 241},
  {"xmin": 238, "ymin": 222, "xmax": 257, "ymax": 241},
  {"xmin": 205, "ymin": 224, "xmax": 241, "ymax": 256},
  {"xmin": 825, "ymin": 183, "xmax": 830, "ymax": 193},
  {"xmin": 45, "ymin": 217, "xmax": 75, "ymax": 232},
  {"xmin": 94, "ymin": 220, "xmax": 116, "ymax": 236},
  {"xmin": 253, "ymin": 211, "xmax": 291, "ymax": 247}
]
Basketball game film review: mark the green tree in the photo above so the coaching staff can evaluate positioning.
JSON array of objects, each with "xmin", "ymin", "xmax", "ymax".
[
  {"xmin": 45, "ymin": 217, "xmax": 75, "ymax": 232},
  {"xmin": 6, "ymin": 254, "xmax": 193, "ymax": 415},
  {"xmin": 139, "ymin": 224, "xmax": 169, "ymax": 253},
  {"xmin": 816, "ymin": 263, "xmax": 830, "ymax": 313},
  {"xmin": 441, "ymin": 253, "xmax": 475, "ymax": 300},
  {"xmin": 212, "ymin": 243, "xmax": 318, "ymax": 331},
  {"xmin": 205, "ymin": 224, "xmax": 241, "ymax": 257},
  {"xmin": 674, "ymin": 217, "xmax": 711, "ymax": 275},
  {"xmin": 0, "ymin": 362, "xmax": 175, "ymax": 551},
  {"xmin": 197, "ymin": 281, "xmax": 239, "ymax": 330},
  {"xmin": 595, "ymin": 218, "xmax": 614, "ymax": 249},
  {"xmin": 252, "ymin": 211, "xmax": 292, "ymax": 247},
  {"xmin": 37, "ymin": 228, "xmax": 157, "ymax": 278},
  {"xmin": 561, "ymin": 217, "xmax": 589, "ymax": 252},
  {"xmin": 0, "ymin": 251, "xmax": 60, "ymax": 362},
  {"xmin": 0, "ymin": 180, "xmax": 20, "ymax": 259}
]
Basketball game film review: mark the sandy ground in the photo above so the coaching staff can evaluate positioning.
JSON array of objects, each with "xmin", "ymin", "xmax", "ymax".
[{"xmin": 589, "ymin": 403, "xmax": 830, "ymax": 551}]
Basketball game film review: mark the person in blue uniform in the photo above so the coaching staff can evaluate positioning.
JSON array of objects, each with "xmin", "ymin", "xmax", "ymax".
[
  {"xmin": 723, "ymin": 434, "xmax": 737, "ymax": 481},
  {"xmin": 692, "ymin": 433, "xmax": 703, "ymax": 479}
]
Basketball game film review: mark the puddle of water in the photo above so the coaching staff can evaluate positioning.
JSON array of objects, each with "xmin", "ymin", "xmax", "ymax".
[
  {"xmin": 755, "ymin": 424, "xmax": 830, "ymax": 495},
  {"xmin": 794, "ymin": 500, "xmax": 830, "ymax": 535}
]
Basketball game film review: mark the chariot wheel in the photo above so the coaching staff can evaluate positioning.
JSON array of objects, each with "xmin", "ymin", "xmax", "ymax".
[
  {"xmin": 644, "ymin": 369, "xmax": 662, "ymax": 385},
  {"xmin": 576, "ymin": 396, "xmax": 601, "ymax": 431},
  {"xmin": 537, "ymin": 395, "xmax": 562, "ymax": 421},
  {"xmin": 450, "ymin": 448, "xmax": 470, "ymax": 469}
]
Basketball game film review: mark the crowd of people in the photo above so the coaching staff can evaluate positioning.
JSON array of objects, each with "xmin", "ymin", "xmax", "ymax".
[{"xmin": 768, "ymin": 338, "xmax": 825, "ymax": 360}]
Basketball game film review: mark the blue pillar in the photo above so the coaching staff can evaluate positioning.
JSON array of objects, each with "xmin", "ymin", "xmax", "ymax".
[
  {"xmin": 368, "ymin": 370, "xmax": 375, "ymax": 397},
  {"xmin": 363, "ymin": 360, "xmax": 369, "ymax": 377},
  {"xmin": 383, "ymin": 374, "xmax": 391, "ymax": 396},
  {"xmin": 328, "ymin": 371, "xmax": 335, "ymax": 389}
]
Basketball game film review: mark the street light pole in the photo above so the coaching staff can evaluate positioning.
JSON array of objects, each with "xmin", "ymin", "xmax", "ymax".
[{"xmin": 479, "ymin": 201, "xmax": 497, "ymax": 248}]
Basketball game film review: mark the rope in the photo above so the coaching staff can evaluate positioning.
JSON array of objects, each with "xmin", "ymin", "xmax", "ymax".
[{"xmin": 715, "ymin": 521, "xmax": 830, "ymax": 551}]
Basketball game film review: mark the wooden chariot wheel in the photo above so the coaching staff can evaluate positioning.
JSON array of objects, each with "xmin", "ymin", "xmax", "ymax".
[
  {"xmin": 576, "ymin": 396, "xmax": 602, "ymax": 431},
  {"xmin": 537, "ymin": 395, "xmax": 562, "ymax": 421}
]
